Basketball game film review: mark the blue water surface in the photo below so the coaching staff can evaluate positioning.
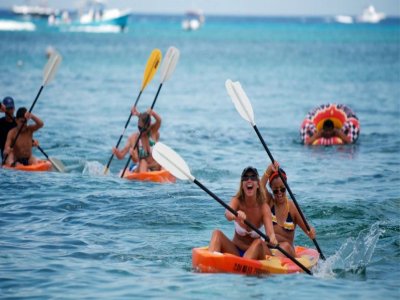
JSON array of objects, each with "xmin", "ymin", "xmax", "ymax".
[{"xmin": 0, "ymin": 13, "xmax": 399, "ymax": 299}]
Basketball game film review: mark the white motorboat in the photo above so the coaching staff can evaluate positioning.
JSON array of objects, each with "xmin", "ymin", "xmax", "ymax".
[
  {"xmin": 182, "ymin": 10, "xmax": 205, "ymax": 31},
  {"xmin": 12, "ymin": 4, "xmax": 56, "ymax": 18},
  {"xmin": 357, "ymin": 5, "xmax": 385, "ymax": 23},
  {"xmin": 334, "ymin": 15, "xmax": 354, "ymax": 24},
  {"xmin": 48, "ymin": 0, "xmax": 131, "ymax": 32}
]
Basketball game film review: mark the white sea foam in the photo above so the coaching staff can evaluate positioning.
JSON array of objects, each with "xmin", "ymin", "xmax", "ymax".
[{"xmin": 82, "ymin": 161, "xmax": 108, "ymax": 176}]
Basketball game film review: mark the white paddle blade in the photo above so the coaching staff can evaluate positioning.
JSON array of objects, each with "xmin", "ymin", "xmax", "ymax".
[
  {"xmin": 153, "ymin": 142, "xmax": 195, "ymax": 182},
  {"xmin": 225, "ymin": 79, "xmax": 255, "ymax": 126},
  {"xmin": 43, "ymin": 51, "xmax": 62, "ymax": 86},
  {"xmin": 159, "ymin": 46, "xmax": 180, "ymax": 83},
  {"xmin": 49, "ymin": 157, "xmax": 65, "ymax": 173}
]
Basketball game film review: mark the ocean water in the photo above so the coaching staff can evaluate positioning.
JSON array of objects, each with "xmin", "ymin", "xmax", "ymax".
[{"xmin": 0, "ymin": 12, "xmax": 399, "ymax": 299}]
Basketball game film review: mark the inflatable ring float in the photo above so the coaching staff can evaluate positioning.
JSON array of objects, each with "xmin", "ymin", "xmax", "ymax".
[{"xmin": 300, "ymin": 104, "xmax": 360, "ymax": 145}]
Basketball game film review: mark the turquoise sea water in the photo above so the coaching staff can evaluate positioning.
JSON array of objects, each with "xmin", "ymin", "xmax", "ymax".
[{"xmin": 1, "ymin": 12, "xmax": 399, "ymax": 299}]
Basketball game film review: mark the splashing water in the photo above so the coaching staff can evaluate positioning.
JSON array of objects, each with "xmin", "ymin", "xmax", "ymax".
[
  {"xmin": 315, "ymin": 222, "xmax": 383, "ymax": 278},
  {"xmin": 82, "ymin": 161, "xmax": 108, "ymax": 176}
]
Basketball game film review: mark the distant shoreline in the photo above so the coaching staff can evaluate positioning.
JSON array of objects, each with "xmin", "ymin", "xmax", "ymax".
[{"xmin": 0, "ymin": 8, "xmax": 399, "ymax": 19}]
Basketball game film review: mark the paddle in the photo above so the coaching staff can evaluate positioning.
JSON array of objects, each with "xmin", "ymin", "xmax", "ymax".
[
  {"xmin": 2, "ymin": 51, "xmax": 62, "ymax": 165},
  {"xmin": 120, "ymin": 46, "xmax": 180, "ymax": 178},
  {"xmin": 225, "ymin": 79, "xmax": 326, "ymax": 260},
  {"xmin": 103, "ymin": 49, "xmax": 162, "ymax": 175},
  {"xmin": 152, "ymin": 142, "xmax": 313, "ymax": 275},
  {"xmin": 35, "ymin": 142, "xmax": 65, "ymax": 172}
]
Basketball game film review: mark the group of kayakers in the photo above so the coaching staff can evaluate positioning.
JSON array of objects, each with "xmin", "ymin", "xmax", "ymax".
[
  {"xmin": 1, "ymin": 93, "xmax": 358, "ymax": 264},
  {"xmin": 0, "ymin": 96, "xmax": 162, "ymax": 172}
]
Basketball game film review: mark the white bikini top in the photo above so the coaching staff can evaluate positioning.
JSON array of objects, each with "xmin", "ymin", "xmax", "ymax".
[{"xmin": 234, "ymin": 221, "xmax": 262, "ymax": 239}]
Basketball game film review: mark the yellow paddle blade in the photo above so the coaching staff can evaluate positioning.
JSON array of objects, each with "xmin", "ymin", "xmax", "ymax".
[{"xmin": 141, "ymin": 49, "xmax": 162, "ymax": 91}]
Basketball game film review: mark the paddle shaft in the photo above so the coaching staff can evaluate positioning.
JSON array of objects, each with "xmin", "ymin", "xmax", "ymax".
[
  {"xmin": 120, "ymin": 83, "xmax": 163, "ymax": 178},
  {"xmin": 36, "ymin": 144, "xmax": 49, "ymax": 159},
  {"xmin": 35, "ymin": 143, "xmax": 63, "ymax": 172},
  {"xmin": 2, "ymin": 85, "xmax": 44, "ymax": 165},
  {"xmin": 193, "ymin": 178, "xmax": 313, "ymax": 275},
  {"xmin": 104, "ymin": 90, "xmax": 143, "ymax": 174},
  {"xmin": 253, "ymin": 125, "xmax": 326, "ymax": 260}
]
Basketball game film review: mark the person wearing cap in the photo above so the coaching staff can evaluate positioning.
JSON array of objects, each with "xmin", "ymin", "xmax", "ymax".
[
  {"xmin": 112, "ymin": 106, "xmax": 162, "ymax": 173},
  {"xmin": 261, "ymin": 162, "xmax": 316, "ymax": 257},
  {"xmin": 3, "ymin": 107, "xmax": 43, "ymax": 167},
  {"xmin": 208, "ymin": 166, "xmax": 278, "ymax": 259},
  {"xmin": 0, "ymin": 97, "xmax": 17, "ymax": 161}
]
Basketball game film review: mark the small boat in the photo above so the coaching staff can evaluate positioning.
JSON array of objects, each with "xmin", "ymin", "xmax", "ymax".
[
  {"xmin": 334, "ymin": 15, "xmax": 354, "ymax": 24},
  {"xmin": 3, "ymin": 159, "xmax": 52, "ymax": 172},
  {"xmin": 0, "ymin": 20, "xmax": 36, "ymax": 31},
  {"xmin": 48, "ymin": 0, "xmax": 131, "ymax": 32},
  {"xmin": 122, "ymin": 169, "xmax": 176, "ymax": 183},
  {"xmin": 12, "ymin": 3, "xmax": 56, "ymax": 18},
  {"xmin": 192, "ymin": 246, "xmax": 319, "ymax": 275},
  {"xmin": 357, "ymin": 5, "xmax": 385, "ymax": 23},
  {"xmin": 182, "ymin": 10, "xmax": 205, "ymax": 31}
]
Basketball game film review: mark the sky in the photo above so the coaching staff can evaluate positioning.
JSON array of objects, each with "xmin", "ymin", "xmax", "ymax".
[{"xmin": 2, "ymin": 0, "xmax": 400, "ymax": 16}]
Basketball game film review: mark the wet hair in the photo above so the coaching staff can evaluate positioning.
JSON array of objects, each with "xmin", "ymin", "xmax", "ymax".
[
  {"xmin": 16, "ymin": 107, "xmax": 27, "ymax": 119},
  {"xmin": 322, "ymin": 119, "xmax": 334, "ymax": 131}
]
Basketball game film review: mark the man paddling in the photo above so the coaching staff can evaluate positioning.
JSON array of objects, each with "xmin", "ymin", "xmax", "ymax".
[
  {"xmin": 3, "ymin": 107, "xmax": 43, "ymax": 167},
  {"xmin": 0, "ymin": 97, "xmax": 17, "ymax": 162}
]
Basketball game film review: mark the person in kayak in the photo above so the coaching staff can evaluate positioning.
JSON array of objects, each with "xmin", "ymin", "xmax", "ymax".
[
  {"xmin": 3, "ymin": 107, "xmax": 43, "ymax": 167},
  {"xmin": 0, "ymin": 97, "xmax": 17, "ymax": 162},
  {"xmin": 305, "ymin": 119, "xmax": 351, "ymax": 145},
  {"xmin": 261, "ymin": 163, "xmax": 316, "ymax": 257},
  {"xmin": 208, "ymin": 166, "xmax": 278, "ymax": 259},
  {"xmin": 112, "ymin": 106, "xmax": 162, "ymax": 172}
]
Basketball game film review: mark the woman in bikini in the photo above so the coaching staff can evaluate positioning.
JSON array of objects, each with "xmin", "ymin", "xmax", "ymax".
[
  {"xmin": 208, "ymin": 166, "xmax": 278, "ymax": 259},
  {"xmin": 261, "ymin": 163, "xmax": 316, "ymax": 257},
  {"xmin": 112, "ymin": 106, "xmax": 162, "ymax": 172}
]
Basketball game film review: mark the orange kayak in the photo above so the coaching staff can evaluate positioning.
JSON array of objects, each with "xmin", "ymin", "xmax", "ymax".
[
  {"xmin": 122, "ymin": 169, "xmax": 176, "ymax": 183},
  {"xmin": 192, "ymin": 246, "xmax": 319, "ymax": 275},
  {"xmin": 3, "ymin": 159, "xmax": 52, "ymax": 172}
]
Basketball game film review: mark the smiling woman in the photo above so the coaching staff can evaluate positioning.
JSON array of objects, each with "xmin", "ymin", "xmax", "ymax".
[
  {"xmin": 261, "ymin": 164, "xmax": 316, "ymax": 258},
  {"xmin": 208, "ymin": 166, "xmax": 277, "ymax": 259}
]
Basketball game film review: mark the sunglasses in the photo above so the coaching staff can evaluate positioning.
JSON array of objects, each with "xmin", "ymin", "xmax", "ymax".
[
  {"xmin": 272, "ymin": 187, "xmax": 286, "ymax": 194},
  {"xmin": 241, "ymin": 175, "xmax": 258, "ymax": 181}
]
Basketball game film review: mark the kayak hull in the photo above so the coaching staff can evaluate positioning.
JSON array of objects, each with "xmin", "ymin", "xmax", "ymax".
[
  {"xmin": 122, "ymin": 169, "xmax": 176, "ymax": 183},
  {"xmin": 192, "ymin": 246, "xmax": 319, "ymax": 275},
  {"xmin": 4, "ymin": 159, "xmax": 52, "ymax": 172}
]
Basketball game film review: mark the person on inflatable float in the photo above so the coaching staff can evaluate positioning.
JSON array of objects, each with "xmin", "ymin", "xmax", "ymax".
[
  {"xmin": 300, "ymin": 103, "xmax": 360, "ymax": 145},
  {"xmin": 112, "ymin": 106, "xmax": 162, "ymax": 173},
  {"xmin": 305, "ymin": 119, "xmax": 351, "ymax": 145},
  {"xmin": 208, "ymin": 166, "xmax": 278, "ymax": 259},
  {"xmin": 261, "ymin": 162, "xmax": 316, "ymax": 258}
]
